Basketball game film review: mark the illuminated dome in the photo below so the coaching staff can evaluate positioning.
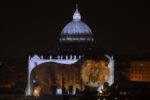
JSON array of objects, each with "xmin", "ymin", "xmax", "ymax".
[{"xmin": 60, "ymin": 7, "xmax": 94, "ymax": 42}]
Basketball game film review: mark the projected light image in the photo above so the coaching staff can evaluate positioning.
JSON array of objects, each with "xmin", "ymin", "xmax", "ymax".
[
  {"xmin": 81, "ymin": 60, "xmax": 110, "ymax": 87},
  {"xmin": 26, "ymin": 55, "xmax": 114, "ymax": 96}
]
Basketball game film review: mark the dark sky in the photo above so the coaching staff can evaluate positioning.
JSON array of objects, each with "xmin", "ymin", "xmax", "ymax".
[{"xmin": 0, "ymin": 0, "xmax": 150, "ymax": 59}]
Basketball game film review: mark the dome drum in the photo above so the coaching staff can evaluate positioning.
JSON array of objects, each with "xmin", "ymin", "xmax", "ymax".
[{"xmin": 60, "ymin": 34, "xmax": 94, "ymax": 42}]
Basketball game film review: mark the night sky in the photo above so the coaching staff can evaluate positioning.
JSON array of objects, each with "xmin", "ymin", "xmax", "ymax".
[{"xmin": 0, "ymin": 0, "xmax": 150, "ymax": 59}]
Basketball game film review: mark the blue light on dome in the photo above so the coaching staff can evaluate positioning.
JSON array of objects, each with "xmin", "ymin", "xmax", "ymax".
[
  {"xmin": 61, "ymin": 21, "xmax": 92, "ymax": 35},
  {"xmin": 60, "ymin": 7, "xmax": 94, "ymax": 42}
]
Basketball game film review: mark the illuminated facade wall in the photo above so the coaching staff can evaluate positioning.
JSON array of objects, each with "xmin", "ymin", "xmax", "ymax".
[
  {"xmin": 127, "ymin": 61, "xmax": 150, "ymax": 82},
  {"xmin": 26, "ymin": 55, "xmax": 81, "ymax": 96},
  {"xmin": 26, "ymin": 55, "xmax": 114, "ymax": 96}
]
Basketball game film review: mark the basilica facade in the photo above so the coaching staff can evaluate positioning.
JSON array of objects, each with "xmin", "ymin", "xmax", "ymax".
[{"xmin": 26, "ymin": 6, "xmax": 114, "ymax": 96}]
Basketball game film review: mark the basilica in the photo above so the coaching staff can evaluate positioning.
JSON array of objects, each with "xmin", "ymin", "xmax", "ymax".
[{"xmin": 26, "ymin": 6, "xmax": 114, "ymax": 97}]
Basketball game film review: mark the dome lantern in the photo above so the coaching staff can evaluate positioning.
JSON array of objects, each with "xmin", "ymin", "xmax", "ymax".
[{"xmin": 73, "ymin": 6, "xmax": 81, "ymax": 21}]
